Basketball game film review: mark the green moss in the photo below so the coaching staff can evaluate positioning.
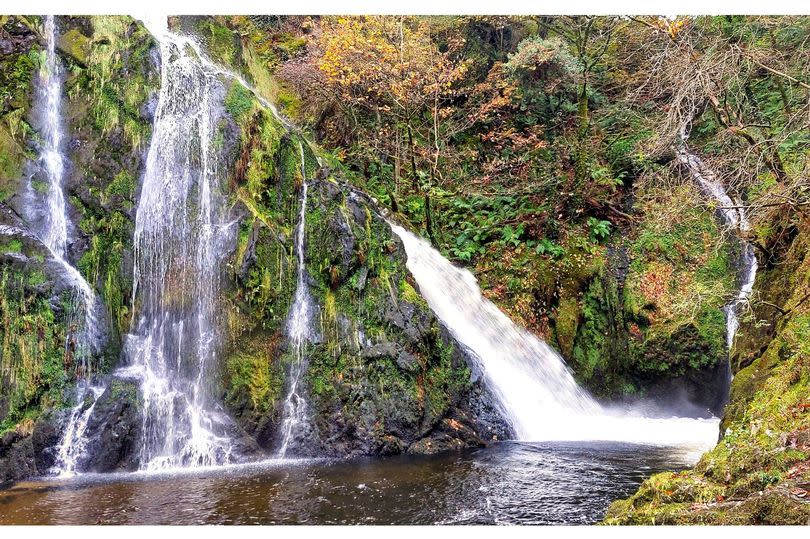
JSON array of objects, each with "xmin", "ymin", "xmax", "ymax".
[
  {"xmin": 27, "ymin": 270, "xmax": 46, "ymax": 286},
  {"xmin": 0, "ymin": 124, "xmax": 26, "ymax": 196},
  {"xmin": 196, "ymin": 18, "xmax": 238, "ymax": 67},
  {"xmin": 57, "ymin": 27, "xmax": 91, "ymax": 65},
  {"xmin": 108, "ymin": 379, "xmax": 139, "ymax": 403},
  {"xmin": 605, "ymin": 303, "xmax": 810, "ymax": 524},
  {"xmin": 0, "ymin": 267, "xmax": 69, "ymax": 432},
  {"xmin": 0, "ymin": 238, "xmax": 23, "ymax": 253},
  {"xmin": 398, "ymin": 279, "xmax": 427, "ymax": 308},
  {"xmin": 75, "ymin": 200, "xmax": 133, "ymax": 347},
  {"xmin": 555, "ymin": 295, "xmax": 579, "ymax": 359},
  {"xmin": 618, "ymin": 182, "xmax": 733, "ymax": 379},
  {"xmin": 0, "ymin": 31, "xmax": 37, "ymax": 111},
  {"xmin": 275, "ymin": 33, "xmax": 306, "ymax": 59},
  {"xmin": 74, "ymin": 16, "xmax": 156, "ymax": 150},
  {"xmin": 224, "ymin": 81, "xmax": 255, "ymax": 123},
  {"xmin": 105, "ymin": 170, "xmax": 135, "ymax": 200},
  {"xmin": 224, "ymin": 343, "xmax": 285, "ymax": 417}
]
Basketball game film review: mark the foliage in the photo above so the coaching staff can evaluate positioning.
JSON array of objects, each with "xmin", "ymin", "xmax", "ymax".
[{"xmin": 0, "ymin": 266, "xmax": 69, "ymax": 433}]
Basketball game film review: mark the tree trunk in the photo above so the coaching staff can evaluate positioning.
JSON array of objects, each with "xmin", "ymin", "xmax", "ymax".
[
  {"xmin": 424, "ymin": 192, "xmax": 437, "ymax": 245},
  {"xmin": 578, "ymin": 81, "xmax": 589, "ymax": 137},
  {"xmin": 407, "ymin": 123, "xmax": 418, "ymax": 189}
]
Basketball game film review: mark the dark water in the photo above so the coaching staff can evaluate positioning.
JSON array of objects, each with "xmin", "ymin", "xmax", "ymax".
[{"xmin": 0, "ymin": 441, "xmax": 701, "ymax": 525}]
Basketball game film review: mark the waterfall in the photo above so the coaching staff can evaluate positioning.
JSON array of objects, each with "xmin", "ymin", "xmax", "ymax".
[
  {"xmin": 277, "ymin": 143, "xmax": 313, "ymax": 457},
  {"xmin": 33, "ymin": 16, "xmax": 104, "ymax": 476},
  {"xmin": 676, "ymin": 139, "xmax": 759, "ymax": 351},
  {"xmin": 34, "ymin": 15, "xmax": 102, "ymax": 361},
  {"xmin": 49, "ymin": 381, "xmax": 105, "ymax": 476},
  {"xmin": 122, "ymin": 17, "xmax": 239, "ymax": 470},
  {"xmin": 38, "ymin": 15, "xmax": 68, "ymax": 258},
  {"xmin": 390, "ymin": 223, "xmax": 719, "ymax": 452}
]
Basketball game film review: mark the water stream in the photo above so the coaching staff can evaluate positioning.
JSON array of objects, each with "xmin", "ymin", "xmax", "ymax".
[
  {"xmin": 33, "ymin": 15, "xmax": 105, "ymax": 476},
  {"xmin": 49, "ymin": 382, "xmax": 106, "ymax": 476},
  {"xmin": 33, "ymin": 16, "xmax": 102, "ymax": 362},
  {"xmin": 277, "ymin": 143, "xmax": 313, "ymax": 457},
  {"xmin": 121, "ymin": 17, "xmax": 239, "ymax": 470},
  {"xmin": 390, "ymin": 223, "xmax": 719, "ymax": 450},
  {"xmin": 676, "ymin": 137, "xmax": 759, "ymax": 351}
]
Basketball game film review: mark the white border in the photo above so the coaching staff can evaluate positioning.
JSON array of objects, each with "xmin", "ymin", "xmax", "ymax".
[{"xmin": 1, "ymin": 0, "xmax": 809, "ymax": 15}]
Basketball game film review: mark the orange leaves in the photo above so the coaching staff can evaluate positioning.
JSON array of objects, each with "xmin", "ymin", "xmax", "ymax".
[
  {"xmin": 639, "ymin": 263, "xmax": 673, "ymax": 308},
  {"xmin": 315, "ymin": 16, "xmax": 466, "ymax": 119}
]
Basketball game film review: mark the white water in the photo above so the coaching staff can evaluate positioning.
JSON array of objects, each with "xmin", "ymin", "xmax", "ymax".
[
  {"xmin": 675, "ymin": 142, "xmax": 759, "ymax": 350},
  {"xmin": 38, "ymin": 15, "xmax": 69, "ymax": 258},
  {"xmin": 34, "ymin": 16, "xmax": 106, "ymax": 476},
  {"xmin": 34, "ymin": 16, "xmax": 102, "ymax": 362},
  {"xmin": 277, "ymin": 143, "xmax": 313, "ymax": 457},
  {"xmin": 50, "ymin": 381, "xmax": 105, "ymax": 477},
  {"xmin": 140, "ymin": 16, "xmax": 290, "ymax": 129},
  {"xmin": 390, "ymin": 224, "xmax": 719, "ymax": 459},
  {"xmin": 123, "ymin": 16, "xmax": 239, "ymax": 470}
]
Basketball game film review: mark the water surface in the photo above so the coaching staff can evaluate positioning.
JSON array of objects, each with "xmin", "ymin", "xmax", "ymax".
[{"xmin": 0, "ymin": 441, "xmax": 702, "ymax": 525}]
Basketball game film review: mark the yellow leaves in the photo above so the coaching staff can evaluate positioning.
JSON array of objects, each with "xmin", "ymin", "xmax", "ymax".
[
  {"xmin": 315, "ymin": 15, "xmax": 465, "ymax": 116},
  {"xmin": 653, "ymin": 16, "xmax": 688, "ymax": 39}
]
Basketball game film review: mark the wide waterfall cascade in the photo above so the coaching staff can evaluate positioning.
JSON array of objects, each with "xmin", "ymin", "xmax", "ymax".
[
  {"xmin": 390, "ymin": 223, "xmax": 719, "ymax": 456},
  {"xmin": 123, "ymin": 17, "xmax": 242, "ymax": 470},
  {"xmin": 277, "ymin": 143, "xmax": 313, "ymax": 458},
  {"xmin": 676, "ymin": 143, "xmax": 759, "ymax": 350}
]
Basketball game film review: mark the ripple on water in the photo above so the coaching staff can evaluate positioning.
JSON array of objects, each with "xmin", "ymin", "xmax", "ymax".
[{"xmin": 0, "ymin": 441, "xmax": 703, "ymax": 525}]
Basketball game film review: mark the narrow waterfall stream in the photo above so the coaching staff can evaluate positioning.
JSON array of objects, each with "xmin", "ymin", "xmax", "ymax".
[
  {"xmin": 120, "ymin": 17, "xmax": 239, "ymax": 470},
  {"xmin": 33, "ymin": 15, "xmax": 102, "ymax": 359},
  {"xmin": 390, "ymin": 224, "xmax": 719, "ymax": 452},
  {"xmin": 33, "ymin": 15, "xmax": 104, "ymax": 476},
  {"xmin": 675, "ymin": 141, "xmax": 759, "ymax": 351},
  {"xmin": 277, "ymin": 143, "xmax": 313, "ymax": 457}
]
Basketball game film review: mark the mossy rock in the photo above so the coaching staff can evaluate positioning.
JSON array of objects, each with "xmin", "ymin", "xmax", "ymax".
[{"xmin": 57, "ymin": 27, "xmax": 91, "ymax": 66}]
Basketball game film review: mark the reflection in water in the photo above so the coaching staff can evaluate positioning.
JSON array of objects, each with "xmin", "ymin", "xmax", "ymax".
[{"xmin": 0, "ymin": 442, "xmax": 700, "ymax": 525}]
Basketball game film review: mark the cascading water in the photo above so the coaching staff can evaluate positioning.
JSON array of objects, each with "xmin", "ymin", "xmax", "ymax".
[
  {"xmin": 277, "ymin": 143, "xmax": 313, "ymax": 458},
  {"xmin": 50, "ymin": 382, "xmax": 105, "ymax": 475},
  {"xmin": 33, "ymin": 15, "xmax": 105, "ymax": 476},
  {"xmin": 390, "ymin": 223, "xmax": 719, "ymax": 455},
  {"xmin": 675, "ymin": 141, "xmax": 759, "ymax": 351},
  {"xmin": 33, "ymin": 15, "xmax": 102, "ymax": 361},
  {"xmin": 122, "ymin": 17, "xmax": 239, "ymax": 470},
  {"xmin": 38, "ymin": 15, "xmax": 68, "ymax": 258}
]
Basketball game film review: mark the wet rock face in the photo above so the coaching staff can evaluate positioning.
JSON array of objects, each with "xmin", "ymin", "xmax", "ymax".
[
  {"xmin": 277, "ymin": 176, "xmax": 493, "ymax": 457},
  {"xmin": 0, "ymin": 431, "xmax": 36, "ymax": 485},
  {"xmin": 0, "ymin": 413, "xmax": 63, "ymax": 484},
  {"xmin": 79, "ymin": 380, "xmax": 142, "ymax": 473}
]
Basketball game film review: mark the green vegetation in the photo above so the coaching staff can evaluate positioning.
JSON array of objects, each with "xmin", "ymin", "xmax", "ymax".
[
  {"xmin": 224, "ymin": 342, "xmax": 286, "ymax": 418},
  {"xmin": 68, "ymin": 16, "xmax": 156, "ymax": 150},
  {"xmin": 1, "ymin": 15, "xmax": 809, "ymax": 520},
  {"xmin": 0, "ymin": 267, "xmax": 70, "ymax": 435},
  {"xmin": 605, "ymin": 309, "xmax": 810, "ymax": 524}
]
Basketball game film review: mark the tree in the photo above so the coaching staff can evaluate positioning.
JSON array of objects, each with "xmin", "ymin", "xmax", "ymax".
[{"xmin": 306, "ymin": 16, "xmax": 469, "ymax": 243}]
